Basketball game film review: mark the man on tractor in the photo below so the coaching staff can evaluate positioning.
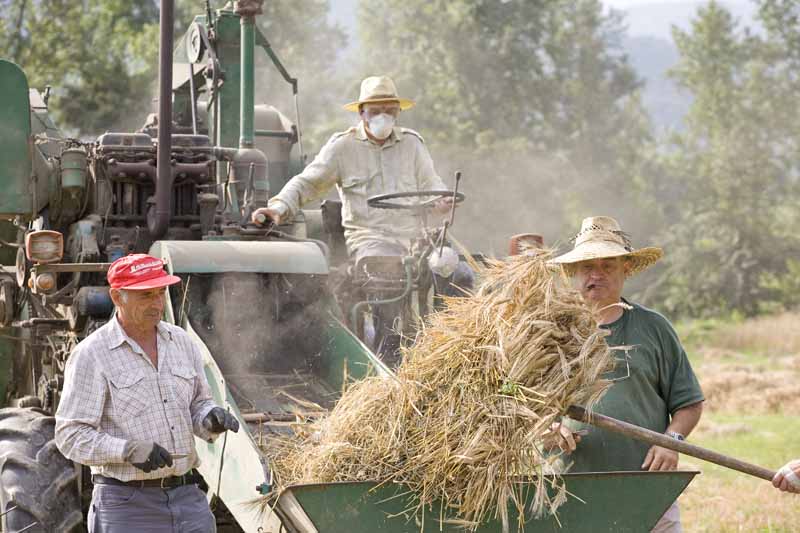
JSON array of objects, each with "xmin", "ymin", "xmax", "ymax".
[{"xmin": 252, "ymin": 75, "xmax": 472, "ymax": 362}]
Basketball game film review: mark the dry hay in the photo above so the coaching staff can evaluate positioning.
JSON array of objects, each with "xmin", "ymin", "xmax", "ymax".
[
  {"xmin": 261, "ymin": 254, "xmax": 614, "ymax": 532},
  {"xmin": 699, "ymin": 357, "xmax": 800, "ymax": 414},
  {"xmin": 703, "ymin": 312, "xmax": 800, "ymax": 356}
]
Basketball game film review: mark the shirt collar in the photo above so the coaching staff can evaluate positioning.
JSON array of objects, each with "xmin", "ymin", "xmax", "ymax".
[
  {"xmin": 355, "ymin": 121, "xmax": 402, "ymax": 145},
  {"xmin": 600, "ymin": 297, "xmax": 631, "ymax": 330},
  {"xmin": 108, "ymin": 315, "xmax": 171, "ymax": 350}
]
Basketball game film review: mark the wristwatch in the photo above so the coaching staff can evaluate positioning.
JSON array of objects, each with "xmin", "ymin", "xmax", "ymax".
[{"xmin": 666, "ymin": 431, "xmax": 685, "ymax": 441}]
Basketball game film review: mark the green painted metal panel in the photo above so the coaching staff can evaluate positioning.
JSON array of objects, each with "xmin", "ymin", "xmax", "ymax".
[
  {"xmin": 213, "ymin": 10, "xmax": 242, "ymax": 151},
  {"xmin": 0, "ymin": 60, "xmax": 32, "ymax": 218},
  {"xmin": 240, "ymin": 16, "xmax": 256, "ymax": 147},
  {"xmin": 281, "ymin": 472, "xmax": 697, "ymax": 533},
  {"xmin": 320, "ymin": 312, "xmax": 390, "ymax": 392},
  {"xmin": 0, "ymin": 223, "xmax": 17, "ymax": 265},
  {"xmin": 150, "ymin": 240, "xmax": 328, "ymax": 274},
  {"xmin": 184, "ymin": 319, "xmax": 283, "ymax": 533}
]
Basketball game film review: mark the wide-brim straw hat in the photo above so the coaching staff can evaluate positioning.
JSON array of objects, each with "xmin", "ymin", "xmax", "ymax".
[
  {"xmin": 550, "ymin": 216, "xmax": 662, "ymax": 277},
  {"xmin": 343, "ymin": 75, "xmax": 415, "ymax": 112}
]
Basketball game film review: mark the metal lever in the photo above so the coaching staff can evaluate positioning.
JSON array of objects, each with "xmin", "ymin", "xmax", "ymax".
[{"xmin": 438, "ymin": 171, "xmax": 462, "ymax": 256}]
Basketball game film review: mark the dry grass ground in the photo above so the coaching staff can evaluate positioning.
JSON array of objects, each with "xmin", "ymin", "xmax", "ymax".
[{"xmin": 676, "ymin": 312, "xmax": 800, "ymax": 532}]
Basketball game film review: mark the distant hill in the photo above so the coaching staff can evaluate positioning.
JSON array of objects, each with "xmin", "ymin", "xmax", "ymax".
[
  {"xmin": 623, "ymin": 34, "xmax": 691, "ymax": 131},
  {"xmin": 618, "ymin": 1, "xmax": 756, "ymax": 130}
]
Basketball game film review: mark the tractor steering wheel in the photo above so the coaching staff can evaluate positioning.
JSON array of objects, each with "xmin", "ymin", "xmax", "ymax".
[{"xmin": 367, "ymin": 190, "xmax": 466, "ymax": 211}]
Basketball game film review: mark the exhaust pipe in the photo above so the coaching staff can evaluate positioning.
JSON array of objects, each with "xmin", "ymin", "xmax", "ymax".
[
  {"xmin": 238, "ymin": 1, "xmax": 260, "ymax": 149},
  {"xmin": 149, "ymin": 0, "xmax": 174, "ymax": 239},
  {"xmin": 232, "ymin": 0, "xmax": 269, "ymax": 211}
]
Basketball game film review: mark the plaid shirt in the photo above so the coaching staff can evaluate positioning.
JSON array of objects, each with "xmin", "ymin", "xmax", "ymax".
[{"xmin": 55, "ymin": 317, "xmax": 218, "ymax": 481}]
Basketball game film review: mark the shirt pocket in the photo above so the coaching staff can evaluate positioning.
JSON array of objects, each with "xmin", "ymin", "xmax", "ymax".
[
  {"xmin": 610, "ymin": 344, "xmax": 656, "ymax": 385},
  {"xmin": 339, "ymin": 175, "xmax": 370, "ymax": 223},
  {"xmin": 108, "ymin": 370, "xmax": 148, "ymax": 419},
  {"xmin": 394, "ymin": 168, "xmax": 419, "ymax": 194},
  {"xmin": 170, "ymin": 365, "xmax": 197, "ymax": 410}
]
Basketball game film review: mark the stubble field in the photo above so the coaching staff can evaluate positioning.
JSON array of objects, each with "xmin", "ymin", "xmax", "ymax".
[{"xmin": 677, "ymin": 312, "xmax": 800, "ymax": 532}]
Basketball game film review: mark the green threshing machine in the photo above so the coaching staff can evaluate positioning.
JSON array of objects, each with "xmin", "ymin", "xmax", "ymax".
[{"xmin": 0, "ymin": 1, "xmax": 695, "ymax": 531}]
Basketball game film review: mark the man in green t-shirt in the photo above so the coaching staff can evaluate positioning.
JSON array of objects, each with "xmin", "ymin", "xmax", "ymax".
[{"xmin": 549, "ymin": 216, "xmax": 705, "ymax": 533}]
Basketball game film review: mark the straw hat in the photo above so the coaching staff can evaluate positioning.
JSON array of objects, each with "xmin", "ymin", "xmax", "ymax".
[
  {"xmin": 343, "ymin": 76, "xmax": 415, "ymax": 112},
  {"xmin": 550, "ymin": 216, "xmax": 662, "ymax": 277}
]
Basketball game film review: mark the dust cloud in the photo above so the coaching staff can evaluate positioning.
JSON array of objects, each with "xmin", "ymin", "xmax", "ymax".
[
  {"xmin": 182, "ymin": 272, "xmax": 329, "ymax": 378},
  {"xmin": 418, "ymin": 143, "xmax": 660, "ymax": 262}
]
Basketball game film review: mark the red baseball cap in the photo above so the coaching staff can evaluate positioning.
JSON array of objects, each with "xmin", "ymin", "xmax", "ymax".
[{"xmin": 107, "ymin": 254, "xmax": 181, "ymax": 290}]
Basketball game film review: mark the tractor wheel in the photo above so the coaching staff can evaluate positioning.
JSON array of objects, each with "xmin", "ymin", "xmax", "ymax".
[{"xmin": 0, "ymin": 407, "xmax": 83, "ymax": 532}]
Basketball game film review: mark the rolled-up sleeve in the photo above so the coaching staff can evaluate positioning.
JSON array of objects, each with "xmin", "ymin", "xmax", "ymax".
[
  {"xmin": 188, "ymin": 341, "xmax": 220, "ymax": 443},
  {"xmin": 268, "ymin": 135, "xmax": 341, "ymax": 219},
  {"xmin": 55, "ymin": 347, "xmax": 128, "ymax": 465}
]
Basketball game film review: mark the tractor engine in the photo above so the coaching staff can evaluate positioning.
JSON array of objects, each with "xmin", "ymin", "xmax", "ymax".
[{"xmin": 88, "ymin": 132, "xmax": 217, "ymax": 260}]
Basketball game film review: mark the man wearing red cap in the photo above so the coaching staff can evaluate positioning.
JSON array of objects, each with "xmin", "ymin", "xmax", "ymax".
[{"xmin": 55, "ymin": 254, "xmax": 239, "ymax": 532}]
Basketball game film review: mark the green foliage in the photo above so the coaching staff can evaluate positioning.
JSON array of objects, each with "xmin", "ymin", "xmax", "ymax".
[
  {"xmin": 0, "ymin": 0, "xmax": 346, "ymax": 139},
  {"xmin": 1, "ymin": 0, "xmax": 161, "ymax": 136},
  {"xmin": 357, "ymin": 0, "xmax": 643, "ymax": 149},
  {"xmin": 356, "ymin": 0, "xmax": 656, "ymax": 251},
  {"xmin": 254, "ymin": 0, "xmax": 349, "ymax": 150},
  {"xmin": 646, "ymin": 1, "xmax": 800, "ymax": 318},
  {"xmin": 690, "ymin": 413, "xmax": 796, "ymax": 479}
]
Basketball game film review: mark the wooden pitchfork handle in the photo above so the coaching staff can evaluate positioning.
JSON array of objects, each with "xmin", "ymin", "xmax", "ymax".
[{"xmin": 566, "ymin": 405, "xmax": 777, "ymax": 481}]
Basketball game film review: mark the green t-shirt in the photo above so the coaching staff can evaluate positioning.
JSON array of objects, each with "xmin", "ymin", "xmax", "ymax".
[{"xmin": 564, "ymin": 299, "xmax": 704, "ymax": 472}]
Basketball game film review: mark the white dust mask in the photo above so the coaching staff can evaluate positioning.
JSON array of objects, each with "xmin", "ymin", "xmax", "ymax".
[{"xmin": 367, "ymin": 114, "xmax": 395, "ymax": 140}]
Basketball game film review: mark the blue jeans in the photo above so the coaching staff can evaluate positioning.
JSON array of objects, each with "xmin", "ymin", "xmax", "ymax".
[{"xmin": 88, "ymin": 483, "xmax": 216, "ymax": 533}]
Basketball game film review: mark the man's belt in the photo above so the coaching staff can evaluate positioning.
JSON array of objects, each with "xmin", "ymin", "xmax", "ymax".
[{"xmin": 92, "ymin": 470, "xmax": 202, "ymax": 489}]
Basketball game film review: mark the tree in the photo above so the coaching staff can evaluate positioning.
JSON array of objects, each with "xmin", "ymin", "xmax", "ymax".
[
  {"xmin": 0, "ymin": 0, "xmax": 162, "ymax": 136},
  {"xmin": 647, "ymin": 1, "xmax": 800, "ymax": 317},
  {"xmin": 0, "ymin": 0, "xmax": 347, "ymax": 140},
  {"xmin": 356, "ymin": 0, "xmax": 642, "ymax": 148},
  {"xmin": 2, "ymin": 0, "xmax": 30, "ymax": 64},
  {"xmin": 354, "ymin": 0, "xmax": 655, "ymax": 252},
  {"xmin": 254, "ymin": 0, "xmax": 349, "ymax": 151}
]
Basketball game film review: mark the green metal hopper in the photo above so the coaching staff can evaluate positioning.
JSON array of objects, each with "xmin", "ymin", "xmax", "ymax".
[{"xmin": 275, "ymin": 472, "xmax": 697, "ymax": 532}]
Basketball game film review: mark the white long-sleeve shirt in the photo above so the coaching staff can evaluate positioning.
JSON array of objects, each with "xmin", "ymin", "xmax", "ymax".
[
  {"xmin": 55, "ymin": 317, "xmax": 218, "ymax": 481},
  {"xmin": 268, "ymin": 122, "xmax": 446, "ymax": 255}
]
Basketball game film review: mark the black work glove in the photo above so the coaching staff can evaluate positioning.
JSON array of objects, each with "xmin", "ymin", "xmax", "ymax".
[
  {"xmin": 123, "ymin": 441, "xmax": 173, "ymax": 473},
  {"xmin": 202, "ymin": 407, "xmax": 240, "ymax": 434}
]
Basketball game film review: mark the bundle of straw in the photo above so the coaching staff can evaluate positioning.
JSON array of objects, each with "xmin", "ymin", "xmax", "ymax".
[{"xmin": 264, "ymin": 253, "xmax": 613, "ymax": 531}]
